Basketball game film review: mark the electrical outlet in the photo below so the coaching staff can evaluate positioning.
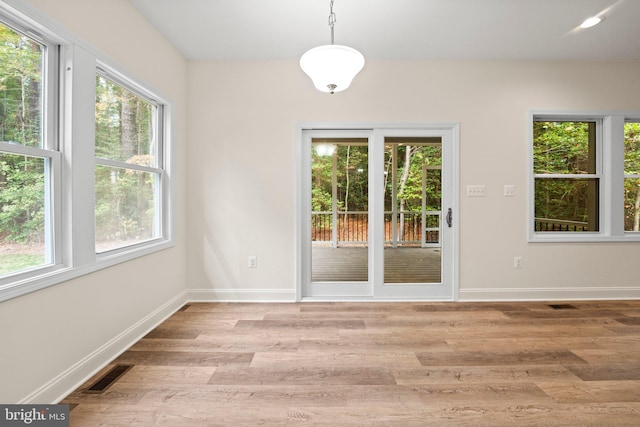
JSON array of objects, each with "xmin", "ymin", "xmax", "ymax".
[
  {"xmin": 248, "ymin": 256, "xmax": 257, "ymax": 268},
  {"xmin": 466, "ymin": 185, "xmax": 486, "ymax": 197},
  {"xmin": 514, "ymin": 256, "xmax": 523, "ymax": 269}
]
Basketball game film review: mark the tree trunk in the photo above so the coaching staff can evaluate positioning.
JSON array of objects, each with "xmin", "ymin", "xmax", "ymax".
[
  {"xmin": 120, "ymin": 94, "xmax": 136, "ymax": 159},
  {"xmin": 120, "ymin": 94, "xmax": 143, "ymax": 232},
  {"xmin": 635, "ymin": 184, "xmax": 640, "ymax": 231},
  {"xmin": 28, "ymin": 74, "xmax": 40, "ymax": 144},
  {"xmin": 343, "ymin": 146, "xmax": 350, "ymax": 241},
  {"xmin": 397, "ymin": 147, "xmax": 414, "ymax": 243},
  {"xmin": 20, "ymin": 76, "xmax": 26, "ymax": 140},
  {"xmin": 383, "ymin": 150, "xmax": 392, "ymax": 198}
]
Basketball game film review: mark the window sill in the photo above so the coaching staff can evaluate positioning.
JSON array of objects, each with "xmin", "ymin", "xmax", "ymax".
[
  {"xmin": 0, "ymin": 239, "xmax": 174, "ymax": 303},
  {"xmin": 529, "ymin": 233, "xmax": 640, "ymax": 243}
]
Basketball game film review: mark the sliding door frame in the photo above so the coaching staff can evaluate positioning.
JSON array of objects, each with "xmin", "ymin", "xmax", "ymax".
[{"xmin": 296, "ymin": 122, "xmax": 459, "ymax": 301}]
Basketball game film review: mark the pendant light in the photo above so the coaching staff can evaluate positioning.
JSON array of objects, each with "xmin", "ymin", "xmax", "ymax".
[{"xmin": 299, "ymin": 0, "xmax": 365, "ymax": 94}]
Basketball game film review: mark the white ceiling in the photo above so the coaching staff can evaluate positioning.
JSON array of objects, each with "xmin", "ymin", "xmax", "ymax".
[{"xmin": 127, "ymin": 0, "xmax": 640, "ymax": 61}]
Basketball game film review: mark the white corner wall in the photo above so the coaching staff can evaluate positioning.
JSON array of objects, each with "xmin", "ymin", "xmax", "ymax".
[
  {"xmin": 0, "ymin": 0, "xmax": 188, "ymax": 403},
  {"xmin": 186, "ymin": 59, "xmax": 640, "ymax": 302}
]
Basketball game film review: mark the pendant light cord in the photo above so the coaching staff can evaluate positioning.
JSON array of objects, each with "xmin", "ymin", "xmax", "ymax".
[
  {"xmin": 300, "ymin": 0, "xmax": 364, "ymax": 94},
  {"xmin": 328, "ymin": 0, "xmax": 336, "ymax": 44}
]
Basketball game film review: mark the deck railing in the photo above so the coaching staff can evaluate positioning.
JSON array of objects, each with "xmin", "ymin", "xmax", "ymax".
[
  {"xmin": 311, "ymin": 211, "xmax": 368, "ymax": 245},
  {"xmin": 534, "ymin": 218, "xmax": 589, "ymax": 232},
  {"xmin": 311, "ymin": 211, "xmax": 440, "ymax": 247}
]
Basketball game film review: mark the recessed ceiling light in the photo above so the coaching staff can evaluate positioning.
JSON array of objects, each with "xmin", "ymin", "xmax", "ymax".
[{"xmin": 580, "ymin": 15, "xmax": 604, "ymax": 29}]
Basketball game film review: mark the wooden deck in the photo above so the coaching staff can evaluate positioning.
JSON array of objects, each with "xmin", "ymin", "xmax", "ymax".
[{"xmin": 312, "ymin": 246, "xmax": 441, "ymax": 283}]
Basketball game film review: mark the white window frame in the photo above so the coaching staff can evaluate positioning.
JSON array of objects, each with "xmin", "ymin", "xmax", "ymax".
[
  {"xmin": 94, "ymin": 65, "xmax": 166, "ymax": 256},
  {"xmin": 528, "ymin": 111, "xmax": 640, "ymax": 243},
  {"xmin": 0, "ymin": 0, "xmax": 175, "ymax": 303}
]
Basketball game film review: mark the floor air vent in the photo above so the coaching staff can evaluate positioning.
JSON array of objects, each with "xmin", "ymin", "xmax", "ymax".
[
  {"xmin": 547, "ymin": 304, "xmax": 578, "ymax": 310},
  {"xmin": 84, "ymin": 364, "xmax": 133, "ymax": 394}
]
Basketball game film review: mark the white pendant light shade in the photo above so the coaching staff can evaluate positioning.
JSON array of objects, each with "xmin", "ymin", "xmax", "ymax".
[{"xmin": 300, "ymin": 44, "xmax": 365, "ymax": 94}]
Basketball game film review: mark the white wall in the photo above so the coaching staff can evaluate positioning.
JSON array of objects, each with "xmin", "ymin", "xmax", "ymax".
[
  {"xmin": 187, "ymin": 60, "xmax": 640, "ymax": 301},
  {"xmin": 0, "ymin": 0, "xmax": 188, "ymax": 403}
]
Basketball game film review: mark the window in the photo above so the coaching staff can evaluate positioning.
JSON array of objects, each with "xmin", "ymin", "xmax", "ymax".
[
  {"xmin": 0, "ymin": 18, "xmax": 59, "ymax": 278},
  {"xmin": 0, "ymin": 2, "xmax": 173, "ymax": 302},
  {"xmin": 95, "ymin": 72, "xmax": 164, "ymax": 253},
  {"xmin": 533, "ymin": 120, "xmax": 599, "ymax": 232},
  {"xmin": 530, "ymin": 112, "xmax": 640, "ymax": 242},
  {"xmin": 625, "ymin": 121, "xmax": 640, "ymax": 232}
]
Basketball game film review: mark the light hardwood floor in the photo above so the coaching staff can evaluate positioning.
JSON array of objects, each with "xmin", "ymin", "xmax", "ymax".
[{"xmin": 63, "ymin": 301, "xmax": 640, "ymax": 426}]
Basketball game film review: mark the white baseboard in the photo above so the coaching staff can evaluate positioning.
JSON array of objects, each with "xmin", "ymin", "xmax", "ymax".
[
  {"xmin": 459, "ymin": 286, "xmax": 640, "ymax": 301},
  {"xmin": 187, "ymin": 288, "xmax": 296, "ymax": 302},
  {"xmin": 188, "ymin": 287, "xmax": 640, "ymax": 303},
  {"xmin": 21, "ymin": 291, "xmax": 188, "ymax": 404}
]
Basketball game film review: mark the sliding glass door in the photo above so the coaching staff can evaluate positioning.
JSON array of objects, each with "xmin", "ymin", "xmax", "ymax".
[{"xmin": 299, "ymin": 126, "xmax": 457, "ymax": 300}]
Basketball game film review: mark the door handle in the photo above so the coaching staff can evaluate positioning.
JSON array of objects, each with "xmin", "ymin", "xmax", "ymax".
[{"xmin": 446, "ymin": 208, "xmax": 452, "ymax": 228}]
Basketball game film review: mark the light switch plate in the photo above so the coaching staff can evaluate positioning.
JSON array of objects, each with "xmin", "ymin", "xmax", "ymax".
[
  {"xmin": 248, "ymin": 256, "xmax": 257, "ymax": 268},
  {"xmin": 504, "ymin": 185, "xmax": 515, "ymax": 197},
  {"xmin": 466, "ymin": 185, "xmax": 486, "ymax": 197}
]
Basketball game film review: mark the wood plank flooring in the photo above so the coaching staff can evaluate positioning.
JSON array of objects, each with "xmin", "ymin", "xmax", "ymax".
[{"xmin": 62, "ymin": 301, "xmax": 640, "ymax": 426}]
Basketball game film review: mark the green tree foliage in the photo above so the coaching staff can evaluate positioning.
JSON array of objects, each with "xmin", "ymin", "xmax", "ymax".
[
  {"xmin": 311, "ymin": 142, "xmax": 443, "ymax": 243},
  {"xmin": 1, "ymin": 20, "xmax": 158, "ymax": 248},
  {"xmin": 0, "ymin": 24, "xmax": 42, "ymax": 147},
  {"xmin": 0, "ymin": 154, "xmax": 44, "ymax": 242},
  {"xmin": 312, "ymin": 143, "xmax": 443, "ymax": 215},
  {"xmin": 624, "ymin": 122, "xmax": 640, "ymax": 231},
  {"xmin": 338, "ymin": 145, "xmax": 368, "ymax": 212},
  {"xmin": 389, "ymin": 145, "xmax": 441, "ymax": 213},
  {"xmin": 95, "ymin": 76, "xmax": 153, "ymax": 163},
  {"xmin": 624, "ymin": 123, "xmax": 640, "ymax": 173},
  {"xmin": 0, "ymin": 23, "xmax": 44, "ymax": 243},
  {"xmin": 311, "ymin": 149, "xmax": 335, "ymax": 212},
  {"xmin": 312, "ymin": 144, "xmax": 367, "ymax": 212},
  {"xmin": 386, "ymin": 144, "xmax": 442, "ymax": 241},
  {"xmin": 533, "ymin": 121, "xmax": 593, "ymax": 174}
]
